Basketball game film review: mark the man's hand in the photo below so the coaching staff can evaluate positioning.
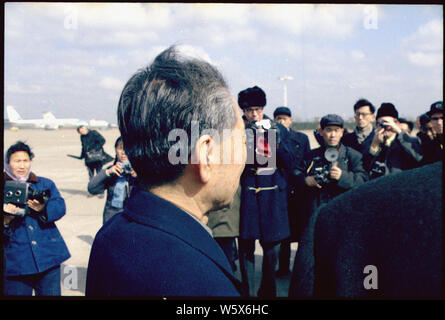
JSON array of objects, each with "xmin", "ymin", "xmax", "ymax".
[
  {"xmin": 371, "ymin": 127, "xmax": 386, "ymax": 148},
  {"xmin": 27, "ymin": 199, "xmax": 45, "ymax": 212},
  {"xmin": 380, "ymin": 118, "xmax": 402, "ymax": 135},
  {"xmin": 106, "ymin": 162, "xmax": 123, "ymax": 177},
  {"xmin": 329, "ymin": 162, "xmax": 342, "ymax": 181},
  {"xmin": 305, "ymin": 176, "xmax": 322, "ymax": 189}
]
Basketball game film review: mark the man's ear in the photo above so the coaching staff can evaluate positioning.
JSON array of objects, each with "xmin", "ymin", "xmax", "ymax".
[{"xmin": 192, "ymin": 134, "xmax": 215, "ymax": 184}]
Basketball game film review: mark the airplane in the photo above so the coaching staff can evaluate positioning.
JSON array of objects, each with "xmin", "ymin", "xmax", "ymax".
[{"xmin": 5, "ymin": 105, "xmax": 111, "ymax": 130}]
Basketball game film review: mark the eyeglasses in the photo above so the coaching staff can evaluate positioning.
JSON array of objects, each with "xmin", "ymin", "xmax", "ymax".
[
  {"xmin": 244, "ymin": 107, "xmax": 263, "ymax": 113},
  {"xmin": 354, "ymin": 112, "xmax": 373, "ymax": 118},
  {"xmin": 430, "ymin": 116, "xmax": 443, "ymax": 121}
]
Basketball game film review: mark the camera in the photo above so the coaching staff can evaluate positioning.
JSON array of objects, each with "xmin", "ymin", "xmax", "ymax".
[
  {"xmin": 370, "ymin": 161, "xmax": 386, "ymax": 179},
  {"xmin": 121, "ymin": 162, "xmax": 133, "ymax": 176},
  {"xmin": 4, "ymin": 181, "xmax": 50, "ymax": 216},
  {"xmin": 312, "ymin": 160, "xmax": 331, "ymax": 186},
  {"xmin": 245, "ymin": 119, "xmax": 279, "ymax": 168},
  {"xmin": 311, "ymin": 147, "xmax": 339, "ymax": 186},
  {"xmin": 378, "ymin": 120, "xmax": 391, "ymax": 131}
]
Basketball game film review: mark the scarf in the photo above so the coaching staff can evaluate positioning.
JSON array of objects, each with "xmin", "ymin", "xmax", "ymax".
[
  {"xmin": 355, "ymin": 125, "xmax": 373, "ymax": 144},
  {"xmin": 3, "ymin": 157, "xmax": 32, "ymax": 182},
  {"xmin": 110, "ymin": 161, "xmax": 130, "ymax": 209}
]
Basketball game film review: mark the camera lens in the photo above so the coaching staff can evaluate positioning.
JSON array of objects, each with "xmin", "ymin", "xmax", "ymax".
[
  {"xmin": 6, "ymin": 191, "xmax": 13, "ymax": 197},
  {"xmin": 15, "ymin": 190, "xmax": 22, "ymax": 197}
]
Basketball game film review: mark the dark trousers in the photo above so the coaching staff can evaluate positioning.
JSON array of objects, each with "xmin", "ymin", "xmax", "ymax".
[
  {"xmin": 215, "ymin": 237, "xmax": 238, "ymax": 272},
  {"xmin": 4, "ymin": 265, "xmax": 61, "ymax": 296},
  {"xmin": 87, "ymin": 162, "xmax": 103, "ymax": 181},
  {"xmin": 278, "ymin": 237, "xmax": 292, "ymax": 273},
  {"xmin": 238, "ymin": 239, "xmax": 280, "ymax": 298}
]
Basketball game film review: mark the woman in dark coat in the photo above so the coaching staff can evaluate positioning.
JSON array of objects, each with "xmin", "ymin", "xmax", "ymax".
[{"xmin": 88, "ymin": 137, "xmax": 137, "ymax": 224}]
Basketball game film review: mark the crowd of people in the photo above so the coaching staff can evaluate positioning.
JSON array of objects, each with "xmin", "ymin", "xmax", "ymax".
[{"xmin": 3, "ymin": 45, "xmax": 442, "ymax": 297}]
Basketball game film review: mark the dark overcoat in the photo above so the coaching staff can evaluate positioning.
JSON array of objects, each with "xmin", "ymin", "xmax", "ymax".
[
  {"xmin": 342, "ymin": 128, "xmax": 375, "ymax": 155},
  {"xmin": 239, "ymin": 117, "xmax": 294, "ymax": 243},
  {"xmin": 294, "ymin": 144, "xmax": 368, "ymax": 214},
  {"xmin": 86, "ymin": 187, "xmax": 242, "ymax": 297},
  {"xmin": 286, "ymin": 129, "xmax": 310, "ymax": 241},
  {"xmin": 289, "ymin": 162, "xmax": 442, "ymax": 298},
  {"xmin": 362, "ymin": 131, "xmax": 423, "ymax": 178}
]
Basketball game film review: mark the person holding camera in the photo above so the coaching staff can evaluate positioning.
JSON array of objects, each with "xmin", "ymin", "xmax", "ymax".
[
  {"xmin": 237, "ymin": 86, "xmax": 295, "ymax": 298},
  {"xmin": 3, "ymin": 141, "xmax": 70, "ymax": 296},
  {"xmin": 293, "ymin": 114, "xmax": 368, "ymax": 229},
  {"xmin": 363, "ymin": 103, "xmax": 423, "ymax": 179},
  {"xmin": 87, "ymin": 137, "xmax": 137, "ymax": 224},
  {"xmin": 420, "ymin": 101, "xmax": 443, "ymax": 166}
]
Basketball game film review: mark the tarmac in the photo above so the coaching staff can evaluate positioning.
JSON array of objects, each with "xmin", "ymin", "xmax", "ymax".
[{"xmin": 4, "ymin": 128, "xmax": 317, "ymax": 297}]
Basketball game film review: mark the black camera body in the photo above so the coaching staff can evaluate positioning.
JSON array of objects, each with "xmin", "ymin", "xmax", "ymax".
[
  {"xmin": 312, "ymin": 160, "xmax": 331, "ymax": 186},
  {"xmin": 370, "ymin": 160, "xmax": 386, "ymax": 179},
  {"xmin": 311, "ymin": 147, "xmax": 340, "ymax": 186},
  {"xmin": 378, "ymin": 120, "xmax": 391, "ymax": 131},
  {"xmin": 245, "ymin": 119, "xmax": 279, "ymax": 168},
  {"xmin": 4, "ymin": 181, "xmax": 50, "ymax": 216},
  {"xmin": 121, "ymin": 162, "xmax": 133, "ymax": 177}
]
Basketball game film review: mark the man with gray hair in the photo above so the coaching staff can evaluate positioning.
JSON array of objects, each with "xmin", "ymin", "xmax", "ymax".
[{"xmin": 86, "ymin": 46, "xmax": 246, "ymax": 296}]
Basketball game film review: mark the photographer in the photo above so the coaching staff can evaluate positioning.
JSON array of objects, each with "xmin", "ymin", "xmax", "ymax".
[
  {"xmin": 363, "ymin": 103, "xmax": 423, "ymax": 179},
  {"xmin": 293, "ymin": 114, "xmax": 367, "ymax": 225},
  {"xmin": 237, "ymin": 86, "xmax": 295, "ymax": 298},
  {"xmin": 3, "ymin": 141, "xmax": 70, "ymax": 296},
  {"xmin": 88, "ymin": 137, "xmax": 137, "ymax": 224},
  {"xmin": 420, "ymin": 101, "xmax": 443, "ymax": 166}
]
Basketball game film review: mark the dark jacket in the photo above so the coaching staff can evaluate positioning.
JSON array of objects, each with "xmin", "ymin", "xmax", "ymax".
[
  {"xmin": 420, "ymin": 135, "xmax": 443, "ymax": 166},
  {"xmin": 79, "ymin": 130, "xmax": 112, "ymax": 166},
  {"xmin": 3, "ymin": 172, "xmax": 71, "ymax": 276},
  {"xmin": 286, "ymin": 129, "xmax": 310, "ymax": 241},
  {"xmin": 87, "ymin": 166, "xmax": 136, "ymax": 224},
  {"xmin": 289, "ymin": 162, "xmax": 442, "ymax": 298},
  {"xmin": 239, "ymin": 116, "xmax": 294, "ymax": 243},
  {"xmin": 86, "ymin": 187, "xmax": 242, "ymax": 296},
  {"xmin": 363, "ymin": 132, "xmax": 423, "ymax": 179},
  {"xmin": 294, "ymin": 144, "xmax": 368, "ymax": 212},
  {"xmin": 342, "ymin": 127, "xmax": 375, "ymax": 155},
  {"xmin": 207, "ymin": 186, "xmax": 241, "ymax": 238}
]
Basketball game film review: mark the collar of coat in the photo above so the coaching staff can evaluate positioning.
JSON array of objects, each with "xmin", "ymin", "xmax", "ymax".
[
  {"xmin": 4, "ymin": 171, "xmax": 38, "ymax": 183},
  {"xmin": 122, "ymin": 187, "xmax": 240, "ymax": 282}
]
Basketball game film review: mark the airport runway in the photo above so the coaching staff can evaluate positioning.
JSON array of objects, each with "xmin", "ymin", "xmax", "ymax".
[{"xmin": 4, "ymin": 128, "xmax": 317, "ymax": 297}]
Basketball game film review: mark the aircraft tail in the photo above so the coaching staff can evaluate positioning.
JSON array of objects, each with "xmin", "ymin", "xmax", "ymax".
[
  {"xmin": 43, "ymin": 111, "xmax": 56, "ymax": 120},
  {"xmin": 6, "ymin": 105, "xmax": 23, "ymax": 121}
]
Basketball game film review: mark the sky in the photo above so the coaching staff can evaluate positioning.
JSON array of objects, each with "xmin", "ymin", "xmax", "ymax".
[{"xmin": 4, "ymin": 3, "xmax": 443, "ymax": 124}]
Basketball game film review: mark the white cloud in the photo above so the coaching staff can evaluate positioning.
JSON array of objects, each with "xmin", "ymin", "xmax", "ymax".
[
  {"xmin": 403, "ymin": 19, "xmax": 443, "ymax": 67},
  {"xmin": 407, "ymin": 52, "xmax": 442, "ymax": 68},
  {"xmin": 6, "ymin": 83, "xmax": 43, "ymax": 94},
  {"xmin": 351, "ymin": 50, "xmax": 365, "ymax": 61},
  {"xmin": 30, "ymin": 3, "xmax": 172, "ymax": 30},
  {"xmin": 99, "ymin": 77, "xmax": 124, "ymax": 91},
  {"xmin": 254, "ymin": 4, "xmax": 363, "ymax": 39}
]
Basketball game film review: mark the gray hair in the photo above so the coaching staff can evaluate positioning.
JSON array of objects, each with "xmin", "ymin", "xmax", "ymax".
[{"xmin": 117, "ymin": 45, "xmax": 237, "ymax": 188}]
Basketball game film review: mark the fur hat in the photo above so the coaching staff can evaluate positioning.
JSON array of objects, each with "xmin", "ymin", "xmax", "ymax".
[
  {"xmin": 376, "ymin": 103, "xmax": 398, "ymax": 120},
  {"xmin": 238, "ymin": 86, "xmax": 266, "ymax": 109}
]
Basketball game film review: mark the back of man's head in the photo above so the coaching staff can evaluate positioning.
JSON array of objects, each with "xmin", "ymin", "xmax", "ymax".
[{"xmin": 117, "ymin": 46, "xmax": 237, "ymax": 189}]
